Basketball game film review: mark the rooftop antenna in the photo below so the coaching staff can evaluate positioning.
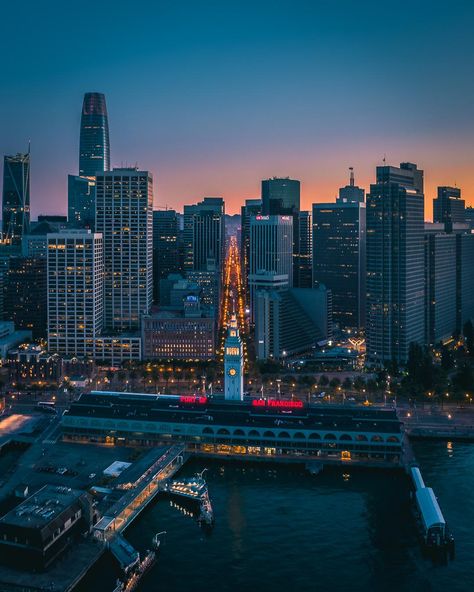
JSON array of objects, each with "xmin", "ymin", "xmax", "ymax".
[
  {"xmin": 27, "ymin": 140, "xmax": 31, "ymax": 155},
  {"xmin": 349, "ymin": 166, "xmax": 354, "ymax": 187}
]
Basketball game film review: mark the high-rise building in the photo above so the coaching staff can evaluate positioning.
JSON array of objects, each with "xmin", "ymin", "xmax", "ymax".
[
  {"xmin": 96, "ymin": 168, "xmax": 153, "ymax": 331},
  {"xmin": 255, "ymin": 285, "xmax": 332, "ymax": 360},
  {"xmin": 433, "ymin": 186, "xmax": 465, "ymax": 232},
  {"xmin": 366, "ymin": 162, "xmax": 425, "ymax": 366},
  {"xmin": 261, "ymin": 177, "xmax": 300, "ymax": 215},
  {"xmin": 79, "ymin": 92, "xmax": 110, "ymax": 177},
  {"xmin": 337, "ymin": 167, "xmax": 365, "ymax": 203},
  {"xmin": 153, "ymin": 209, "xmax": 180, "ymax": 303},
  {"xmin": 424, "ymin": 225, "xmax": 457, "ymax": 345},
  {"xmin": 68, "ymin": 175, "xmax": 96, "ymax": 229},
  {"xmin": 249, "ymin": 215, "xmax": 293, "ymax": 320},
  {"xmin": 5, "ymin": 256, "xmax": 47, "ymax": 339},
  {"xmin": 240, "ymin": 199, "xmax": 262, "ymax": 301},
  {"xmin": 312, "ymin": 201, "xmax": 366, "ymax": 329},
  {"xmin": 183, "ymin": 198, "xmax": 225, "ymax": 273},
  {"xmin": 457, "ymin": 233, "xmax": 474, "ymax": 332},
  {"xmin": 2, "ymin": 152, "xmax": 30, "ymax": 244},
  {"xmin": 47, "ymin": 230, "xmax": 104, "ymax": 357},
  {"xmin": 295, "ymin": 211, "xmax": 312, "ymax": 288}
]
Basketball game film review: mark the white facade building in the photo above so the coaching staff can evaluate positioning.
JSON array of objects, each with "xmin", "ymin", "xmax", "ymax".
[{"xmin": 224, "ymin": 315, "xmax": 244, "ymax": 401}]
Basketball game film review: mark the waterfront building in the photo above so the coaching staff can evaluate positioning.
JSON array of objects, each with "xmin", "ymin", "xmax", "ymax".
[
  {"xmin": 0, "ymin": 485, "xmax": 95, "ymax": 571},
  {"xmin": 62, "ymin": 392, "xmax": 404, "ymax": 464},
  {"xmin": 255, "ymin": 285, "xmax": 332, "ymax": 360},
  {"xmin": 240, "ymin": 198, "xmax": 262, "ymax": 302},
  {"xmin": 433, "ymin": 186, "xmax": 465, "ymax": 232},
  {"xmin": 4, "ymin": 256, "xmax": 47, "ymax": 339},
  {"xmin": 47, "ymin": 230, "xmax": 103, "ymax": 358},
  {"xmin": 224, "ymin": 314, "xmax": 244, "ymax": 401},
  {"xmin": 2, "ymin": 152, "xmax": 30, "ymax": 244},
  {"xmin": 183, "ymin": 197, "xmax": 225, "ymax": 273},
  {"xmin": 249, "ymin": 215, "xmax": 293, "ymax": 320},
  {"xmin": 312, "ymin": 201, "xmax": 366, "ymax": 330},
  {"xmin": 68, "ymin": 175, "xmax": 96, "ymax": 229},
  {"xmin": 366, "ymin": 163, "xmax": 425, "ymax": 366},
  {"xmin": 153, "ymin": 209, "xmax": 180, "ymax": 304},
  {"xmin": 337, "ymin": 167, "xmax": 365, "ymax": 203},
  {"xmin": 96, "ymin": 168, "xmax": 153, "ymax": 331},
  {"xmin": 79, "ymin": 92, "xmax": 110, "ymax": 177}
]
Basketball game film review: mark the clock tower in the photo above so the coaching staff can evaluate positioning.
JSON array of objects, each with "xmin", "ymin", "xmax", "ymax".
[{"xmin": 224, "ymin": 314, "xmax": 244, "ymax": 401}]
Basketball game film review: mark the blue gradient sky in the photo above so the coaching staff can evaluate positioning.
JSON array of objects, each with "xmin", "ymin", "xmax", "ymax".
[{"xmin": 1, "ymin": 0, "xmax": 474, "ymax": 217}]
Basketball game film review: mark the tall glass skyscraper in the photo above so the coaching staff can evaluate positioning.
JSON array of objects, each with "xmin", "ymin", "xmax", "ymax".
[
  {"xmin": 79, "ymin": 92, "xmax": 110, "ymax": 177},
  {"xmin": 2, "ymin": 152, "xmax": 30, "ymax": 244}
]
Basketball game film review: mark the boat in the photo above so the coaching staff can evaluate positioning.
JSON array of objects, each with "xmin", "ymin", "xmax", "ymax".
[
  {"xmin": 198, "ymin": 490, "xmax": 214, "ymax": 526},
  {"xmin": 163, "ymin": 470, "xmax": 208, "ymax": 501}
]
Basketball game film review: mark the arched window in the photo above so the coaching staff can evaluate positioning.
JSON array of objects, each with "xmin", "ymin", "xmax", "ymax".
[
  {"xmin": 371, "ymin": 435, "xmax": 383, "ymax": 442},
  {"xmin": 202, "ymin": 427, "xmax": 214, "ymax": 435},
  {"xmin": 293, "ymin": 432, "xmax": 305, "ymax": 439},
  {"xmin": 308, "ymin": 433, "xmax": 321, "ymax": 440},
  {"xmin": 263, "ymin": 431, "xmax": 275, "ymax": 438},
  {"xmin": 386, "ymin": 436, "xmax": 399, "ymax": 443},
  {"xmin": 356, "ymin": 434, "xmax": 368, "ymax": 442},
  {"xmin": 233, "ymin": 429, "xmax": 245, "ymax": 436},
  {"xmin": 339, "ymin": 434, "xmax": 352, "ymax": 441},
  {"xmin": 249, "ymin": 429, "xmax": 260, "ymax": 437},
  {"xmin": 217, "ymin": 428, "xmax": 230, "ymax": 436},
  {"xmin": 324, "ymin": 433, "xmax": 336, "ymax": 440},
  {"xmin": 278, "ymin": 431, "xmax": 291, "ymax": 439}
]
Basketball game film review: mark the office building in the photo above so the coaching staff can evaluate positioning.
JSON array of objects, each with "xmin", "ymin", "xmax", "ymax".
[
  {"xmin": 68, "ymin": 175, "xmax": 96, "ymax": 229},
  {"xmin": 366, "ymin": 162, "xmax": 425, "ymax": 365},
  {"xmin": 96, "ymin": 168, "xmax": 153, "ymax": 331},
  {"xmin": 457, "ymin": 232, "xmax": 474, "ymax": 331},
  {"xmin": 337, "ymin": 167, "xmax": 365, "ymax": 203},
  {"xmin": 255, "ymin": 285, "xmax": 332, "ymax": 360},
  {"xmin": 2, "ymin": 152, "xmax": 30, "ymax": 244},
  {"xmin": 312, "ymin": 201, "xmax": 366, "ymax": 329},
  {"xmin": 4, "ymin": 256, "xmax": 47, "ymax": 339},
  {"xmin": 262, "ymin": 177, "xmax": 300, "ymax": 215},
  {"xmin": 183, "ymin": 197, "xmax": 225, "ymax": 273},
  {"xmin": 424, "ymin": 225, "xmax": 457, "ymax": 344},
  {"xmin": 0, "ymin": 321, "xmax": 32, "ymax": 359},
  {"xmin": 249, "ymin": 215, "xmax": 293, "ymax": 320},
  {"xmin": 295, "ymin": 211, "xmax": 312, "ymax": 288},
  {"xmin": 153, "ymin": 209, "xmax": 180, "ymax": 303},
  {"xmin": 240, "ymin": 198, "xmax": 262, "ymax": 301},
  {"xmin": 433, "ymin": 186, "xmax": 465, "ymax": 232},
  {"xmin": 187, "ymin": 265, "xmax": 220, "ymax": 321},
  {"xmin": 47, "ymin": 230, "xmax": 104, "ymax": 357},
  {"xmin": 79, "ymin": 92, "xmax": 110, "ymax": 177}
]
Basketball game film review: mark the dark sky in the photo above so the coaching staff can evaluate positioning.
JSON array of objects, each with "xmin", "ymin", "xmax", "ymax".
[{"xmin": 2, "ymin": 0, "xmax": 474, "ymax": 216}]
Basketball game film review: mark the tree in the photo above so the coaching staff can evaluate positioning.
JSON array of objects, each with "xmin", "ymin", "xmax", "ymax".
[
  {"xmin": 342, "ymin": 377, "xmax": 352, "ymax": 391},
  {"xmin": 353, "ymin": 376, "xmax": 366, "ymax": 393},
  {"xmin": 319, "ymin": 375, "xmax": 329, "ymax": 387},
  {"xmin": 329, "ymin": 377, "xmax": 341, "ymax": 390}
]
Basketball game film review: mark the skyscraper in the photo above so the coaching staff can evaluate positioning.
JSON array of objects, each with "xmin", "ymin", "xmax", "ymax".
[
  {"xmin": 337, "ymin": 167, "xmax": 365, "ymax": 203},
  {"xmin": 433, "ymin": 186, "xmax": 465, "ymax": 232},
  {"xmin": 47, "ymin": 230, "xmax": 104, "ymax": 357},
  {"xmin": 295, "ymin": 210, "xmax": 312, "ymax": 288},
  {"xmin": 183, "ymin": 198, "xmax": 225, "ymax": 273},
  {"xmin": 249, "ymin": 215, "xmax": 293, "ymax": 320},
  {"xmin": 79, "ymin": 92, "xmax": 110, "ymax": 177},
  {"xmin": 240, "ymin": 198, "xmax": 262, "ymax": 302},
  {"xmin": 2, "ymin": 152, "xmax": 30, "ymax": 244},
  {"xmin": 68, "ymin": 175, "xmax": 96, "ymax": 229},
  {"xmin": 366, "ymin": 162, "xmax": 425, "ymax": 365},
  {"xmin": 95, "ymin": 168, "xmax": 153, "ymax": 331},
  {"xmin": 261, "ymin": 177, "xmax": 300, "ymax": 215},
  {"xmin": 153, "ymin": 209, "xmax": 180, "ymax": 303},
  {"xmin": 312, "ymin": 201, "xmax": 366, "ymax": 329}
]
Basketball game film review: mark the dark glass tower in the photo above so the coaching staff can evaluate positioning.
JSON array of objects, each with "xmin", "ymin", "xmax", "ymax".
[
  {"xmin": 79, "ymin": 92, "xmax": 110, "ymax": 177},
  {"xmin": 2, "ymin": 152, "xmax": 30, "ymax": 244}
]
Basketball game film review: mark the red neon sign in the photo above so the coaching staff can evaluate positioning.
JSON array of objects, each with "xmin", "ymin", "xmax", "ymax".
[
  {"xmin": 252, "ymin": 399, "xmax": 304, "ymax": 409},
  {"xmin": 179, "ymin": 396, "xmax": 208, "ymax": 404}
]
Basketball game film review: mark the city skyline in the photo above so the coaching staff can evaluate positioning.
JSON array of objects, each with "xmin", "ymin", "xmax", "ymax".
[{"xmin": 2, "ymin": 1, "xmax": 474, "ymax": 217}]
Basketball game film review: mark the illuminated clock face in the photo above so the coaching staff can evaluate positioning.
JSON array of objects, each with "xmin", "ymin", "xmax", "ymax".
[{"xmin": 228, "ymin": 368, "xmax": 237, "ymax": 377}]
